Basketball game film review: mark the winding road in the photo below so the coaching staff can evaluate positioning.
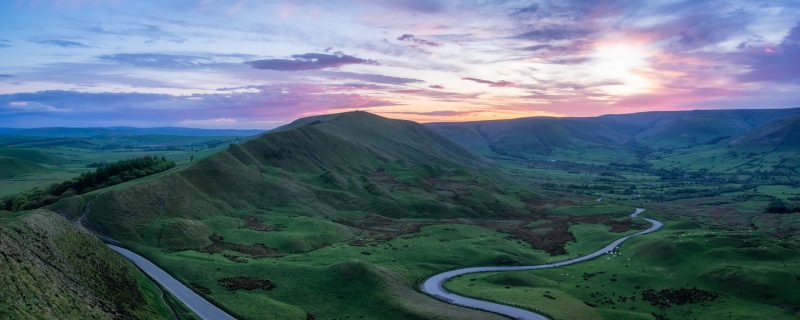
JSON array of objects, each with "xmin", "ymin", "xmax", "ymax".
[
  {"xmin": 420, "ymin": 208, "xmax": 663, "ymax": 320},
  {"xmin": 74, "ymin": 195, "xmax": 236, "ymax": 320},
  {"xmin": 108, "ymin": 245, "xmax": 237, "ymax": 320},
  {"xmin": 91, "ymin": 207, "xmax": 659, "ymax": 320}
]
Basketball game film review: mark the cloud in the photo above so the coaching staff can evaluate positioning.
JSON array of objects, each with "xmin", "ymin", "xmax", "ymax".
[
  {"xmin": 99, "ymin": 53, "xmax": 219, "ymax": 68},
  {"xmin": 6, "ymin": 100, "xmax": 69, "ymax": 113},
  {"xmin": 646, "ymin": 10, "xmax": 751, "ymax": 51},
  {"xmin": 514, "ymin": 27, "xmax": 592, "ymax": 42},
  {"xmin": 35, "ymin": 39, "xmax": 90, "ymax": 48},
  {"xmin": 320, "ymin": 71, "xmax": 423, "ymax": 85},
  {"xmin": 510, "ymin": 4, "xmax": 539, "ymax": 17},
  {"xmin": 86, "ymin": 23, "xmax": 186, "ymax": 43},
  {"xmin": 377, "ymin": 0, "xmax": 444, "ymax": 13},
  {"xmin": 384, "ymin": 110, "xmax": 474, "ymax": 117},
  {"xmin": 0, "ymin": 88, "xmax": 395, "ymax": 128},
  {"xmin": 462, "ymin": 77, "xmax": 516, "ymax": 87},
  {"xmin": 0, "ymin": 74, "xmax": 12, "ymax": 79},
  {"xmin": 397, "ymin": 34, "xmax": 442, "ymax": 47},
  {"xmin": 246, "ymin": 52, "xmax": 378, "ymax": 71},
  {"xmin": 739, "ymin": 22, "xmax": 800, "ymax": 83},
  {"xmin": 179, "ymin": 117, "xmax": 238, "ymax": 127},
  {"xmin": 429, "ymin": 84, "xmax": 444, "ymax": 89},
  {"xmin": 392, "ymin": 89, "xmax": 480, "ymax": 101},
  {"xmin": 0, "ymin": 39, "xmax": 9, "ymax": 48}
]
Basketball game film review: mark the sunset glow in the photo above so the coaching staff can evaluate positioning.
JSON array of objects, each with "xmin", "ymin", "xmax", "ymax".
[{"xmin": 1, "ymin": 1, "xmax": 799, "ymax": 127}]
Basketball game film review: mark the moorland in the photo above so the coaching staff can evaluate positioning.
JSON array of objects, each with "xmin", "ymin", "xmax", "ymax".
[{"xmin": 1, "ymin": 109, "xmax": 799, "ymax": 320}]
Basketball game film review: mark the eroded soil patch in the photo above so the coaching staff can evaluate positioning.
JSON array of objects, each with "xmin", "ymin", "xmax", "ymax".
[
  {"xmin": 481, "ymin": 215, "xmax": 645, "ymax": 255},
  {"xmin": 642, "ymin": 288, "xmax": 719, "ymax": 308},
  {"xmin": 218, "ymin": 276, "xmax": 276, "ymax": 291},
  {"xmin": 199, "ymin": 234, "xmax": 282, "ymax": 259},
  {"xmin": 243, "ymin": 216, "xmax": 281, "ymax": 232},
  {"xmin": 336, "ymin": 214, "xmax": 431, "ymax": 245}
]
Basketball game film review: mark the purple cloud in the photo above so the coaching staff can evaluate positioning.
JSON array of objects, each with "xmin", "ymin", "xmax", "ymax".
[
  {"xmin": 397, "ymin": 34, "xmax": 442, "ymax": 47},
  {"xmin": 99, "ymin": 53, "xmax": 220, "ymax": 68},
  {"xmin": 510, "ymin": 4, "xmax": 539, "ymax": 17},
  {"xmin": 379, "ymin": 0, "xmax": 444, "ymax": 13},
  {"xmin": 0, "ymin": 87, "xmax": 394, "ymax": 128},
  {"xmin": 35, "ymin": 39, "xmax": 89, "ymax": 48},
  {"xmin": 321, "ymin": 71, "xmax": 423, "ymax": 85},
  {"xmin": 385, "ymin": 110, "xmax": 475, "ymax": 117},
  {"xmin": 514, "ymin": 27, "xmax": 592, "ymax": 42},
  {"xmin": 462, "ymin": 77, "xmax": 516, "ymax": 87},
  {"xmin": 246, "ymin": 52, "xmax": 378, "ymax": 71},
  {"xmin": 739, "ymin": 22, "xmax": 800, "ymax": 83},
  {"xmin": 647, "ymin": 11, "xmax": 750, "ymax": 51}
]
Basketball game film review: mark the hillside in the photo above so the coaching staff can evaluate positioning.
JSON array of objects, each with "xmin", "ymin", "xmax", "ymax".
[
  {"xmin": 0, "ymin": 210, "xmax": 173, "ymax": 319},
  {"xmin": 428, "ymin": 108, "xmax": 800, "ymax": 166},
  {"xmin": 732, "ymin": 115, "xmax": 800, "ymax": 149},
  {"xmin": 62, "ymin": 111, "xmax": 559, "ymax": 319},
  {"xmin": 0, "ymin": 157, "xmax": 46, "ymax": 179},
  {"xmin": 82, "ymin": 111, "xmax": 538, "ymax": 242}
]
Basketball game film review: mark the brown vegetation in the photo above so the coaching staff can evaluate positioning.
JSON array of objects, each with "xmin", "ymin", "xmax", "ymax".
[
  {"xmin": 199, "ymin": 234, "xmax": 282, "ymax": 258},
  {"xmin": 218, "ymin": 276, "xmax": 276, "ymax": 291}
]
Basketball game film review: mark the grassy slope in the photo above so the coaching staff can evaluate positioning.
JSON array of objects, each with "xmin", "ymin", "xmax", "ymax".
[
  {"xmin": 428, "ymin": 108, "xmax": 800, "ymax": 167},
  {"xmin": 0, "ymin": 210, "xmax": 174, "ymax": 319},
  {"xmin": 85, "ymin": 111, "xmax": 537, "ymax": 242},
  {"xmin": 0, "ymin": 156, "xmax": 46, "ymax": 178}
]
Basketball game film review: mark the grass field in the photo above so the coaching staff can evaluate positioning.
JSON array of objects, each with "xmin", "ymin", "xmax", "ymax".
[
  {"xmin": 446, "ymin": 219, "xmax": 800, "ymax": 320},
  {"xmin": 3, "ymin": 111, "xmax": 800, "ymax": 319},
  {"xmin": 124, "ymin": 216, "xmax": 643, "ymax": 320},
  {"xmin": 0, "ymin": 145, "xmax": 227, "ymax": 197}
]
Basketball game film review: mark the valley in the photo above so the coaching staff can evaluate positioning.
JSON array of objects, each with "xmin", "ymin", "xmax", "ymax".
[{"xmin": 1, "ymin": 109, "xmax": 799, "ymax": 320}]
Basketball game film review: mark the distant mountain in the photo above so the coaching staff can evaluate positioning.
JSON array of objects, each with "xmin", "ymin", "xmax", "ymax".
[
  {"xmin": 732, "ymin": 115, "xmax": 800, "ymax": 149},
  {"xmin": 0, "ymin": 126, "xmax": 264, "ymax": 137},
  {"xmin": 428, "ymin": 108, "xmax": 800, "ymax": 160}
]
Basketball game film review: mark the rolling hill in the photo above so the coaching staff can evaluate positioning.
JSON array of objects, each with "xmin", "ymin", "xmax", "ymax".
[
  {"xmin": 732, "ymin": 115, "xmax": 800, "ymax": 149},
  {"xmin": 428, "ymin": 108, "xmax": 800, "ymax": 166},
  {"xmin": 81, "ymin": 111, "xmax": 538, "ymax": 243},
  {"xmin": 0, "ymin": 157, "xmax": 46, "ymax": 179},
  {"xmin": 59, "ymin": 111, "xmax": 549, "ymax": 319}
]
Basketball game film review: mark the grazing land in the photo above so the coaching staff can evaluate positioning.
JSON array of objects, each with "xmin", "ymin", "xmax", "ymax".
[{"xmin": 1, "ymin": 109, "xmax": 799, "ymax": 319}]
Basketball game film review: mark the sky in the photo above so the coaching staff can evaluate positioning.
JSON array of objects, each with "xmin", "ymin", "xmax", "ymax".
[{"xmin": 1, "ymin": 0, "xmax": 799, "ymax": 128}]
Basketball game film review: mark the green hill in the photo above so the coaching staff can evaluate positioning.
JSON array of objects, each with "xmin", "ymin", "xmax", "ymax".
[
  {"xmin": 0, "ymin": 157, "xmax": 46, "ymax": 179},
  {"xmin": 0, "ymin": 147, "xmax": 63, "ymax": 164},
  {"xmin": 64, "ymin": 111, "xmax": 549, "ymax": 319},
  {"xmin": 732, "ymin": 115, "xmax": 800, "ymax": 149},
  {"xmin": 428, "ymin": 108, "xmax": 800, "ymax": 166},
  {"xmin": 84, "ymin": 111, "xmax": 537, "ymax": 243},
  {"xmin": 0, "ymin": 210, "xmax": 173, "ymax": 319}
]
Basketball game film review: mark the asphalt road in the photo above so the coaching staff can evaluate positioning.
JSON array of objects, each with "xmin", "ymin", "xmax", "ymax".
[
  {"xmin": 420, "ymin": 208, "xmax": 663, "ymax": 320},
  {"xmin": 108, "ymin": 245, "xmax": 237, "ymax": 320}
]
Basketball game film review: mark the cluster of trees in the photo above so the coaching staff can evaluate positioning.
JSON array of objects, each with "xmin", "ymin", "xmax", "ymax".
[
  {"xmin": 2, "ymin": 156, "xmax": 175, "ymax": 211},
  {"xmin": 765, "ymin": 199, "xmax": 800, "ymax": 214}
]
